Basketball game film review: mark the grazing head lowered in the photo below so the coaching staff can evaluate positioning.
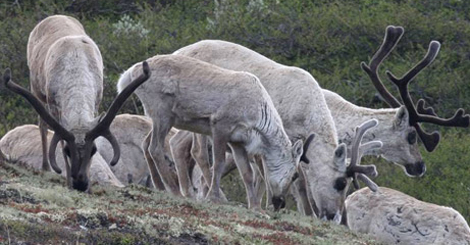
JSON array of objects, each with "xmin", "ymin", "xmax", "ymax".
[
  {"xmin": 117, "ymin": 55, "xmax": 302, "ymax": 211},
  {"xmin": 314, "ymin": 119, "xmax": 382, "ymax": 223},
  {"xmin": 2, "ymin": 15, "xmax": 150, "ymax": 192}
]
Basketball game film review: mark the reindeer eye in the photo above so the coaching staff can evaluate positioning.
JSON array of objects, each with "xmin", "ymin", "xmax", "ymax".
[
  {"xmin": 334, "ymin": 177, "xmax": 347, "ymax": 191},
  {"xmin": 407, "ymin": 131, "xmax": 417, "ymax": 145}
]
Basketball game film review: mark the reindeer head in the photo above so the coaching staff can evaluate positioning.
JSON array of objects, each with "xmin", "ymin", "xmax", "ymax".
[
  {"xmin": 361, "ymin": 26, "xmax": 469, "ymax": 176},
  {"xmin": 2, "ymin": 61, "xmax": 150, "ymax": 192},
  {"xmin": 268, "ymin": 137, "xmax": 308, "ymax": 211},
  {"xmin": 303, "ymin": 119, "xmax": 382, "ymax": 223}
]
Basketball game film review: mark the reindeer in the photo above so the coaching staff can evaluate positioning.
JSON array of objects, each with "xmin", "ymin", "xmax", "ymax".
[
  {"xmin": 117, "ymin": 54, "xmax": 304, "ymax": 211},
  {"xmin": 0, "ymin": 125, "xmax": 123, "ymax": 187},
  {"xmin": 1, "ymin": 15, "xmax": 150, "ymax": 192},
  {"xmin": 173, "ymin": 40, "xmax": 368, "ymax": 221},
  {"xmin": 345, "ymin": 187, "xmax": 470, "ymax": 244},
  {"xmin": 325, "ymin": 25, "xmax": 469, "ymax": 178}
]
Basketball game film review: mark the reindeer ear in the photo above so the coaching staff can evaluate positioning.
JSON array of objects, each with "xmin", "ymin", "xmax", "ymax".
[
  {"xmin": 393, "ymin": 106, "xmax": 409, "ymax": 129},
  {"xmin": 300, "ymin": 133, "xmax": 315, "ymax": 164},
  {"xmin": 334, "ymin": 143, "xmax": 347, "ymax": 172},
  {"xmin": 292, "ymin": 139, "xmax": 304, "ymax": 161}
]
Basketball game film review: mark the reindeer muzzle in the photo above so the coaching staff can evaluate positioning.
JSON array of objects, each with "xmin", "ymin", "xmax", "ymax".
[
  {"xmin": 272, "ymin": 196, "xmax": 286, "ymax": 211},
  {"xmin": 404, "ymin": 161, "xmax": 426, "ymax": 177}
]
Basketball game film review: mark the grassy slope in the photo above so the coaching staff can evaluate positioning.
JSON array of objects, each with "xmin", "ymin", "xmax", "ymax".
[{"xmin": 0, "ymin": 160, "xmax": 379, "ymax": 245}]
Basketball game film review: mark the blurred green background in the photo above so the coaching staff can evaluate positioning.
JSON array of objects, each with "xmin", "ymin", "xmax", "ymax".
[{"xmin": 1, "ymin": 0, "xmax": 469, "ymax": 222}]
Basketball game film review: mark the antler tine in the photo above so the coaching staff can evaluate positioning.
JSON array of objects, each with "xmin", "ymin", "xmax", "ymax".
[
  {"xmin": 417, "ymin": 99, "xmax": 437, "ymax": 116},
  {"xmin": 347, "ymin": 119, "xmax": 381, "ymax": 192},
  {"xmin": 415, "ymin": 125, "xmax": 440, "ymax": 152},
  {"xmin": 349, "ymin": 119, "xmax": 379, "ymax": 169},
  {"xmin": 357, "ymin": 174, "xmax": 379, "ymax": 192},
  {"xmin": 361, "ymin": 25, "xmax": 404, "ymax": 108}
]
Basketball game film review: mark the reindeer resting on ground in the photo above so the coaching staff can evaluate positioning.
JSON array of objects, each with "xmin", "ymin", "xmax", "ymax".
[
  {"xmin": 173, "ymin": 40, "xmax": 381, "ymax": 221},
  {"xmin": 2, "ymin": 15, "xmax": 150, "ymax": 192},
  {"xmin": 0, "ymin": 125, "xmax": 123, "ymax": 187},
  {"xmin": 345, "ymin": 187, "xmax": 470, "ymax": 244},
  {"xmin": 117, "ymin": 54, "xmax": 304, "ymax": 211},
  {"xmin": 325, "ymin": 25, "xmax": 469, "ymax": 178}
]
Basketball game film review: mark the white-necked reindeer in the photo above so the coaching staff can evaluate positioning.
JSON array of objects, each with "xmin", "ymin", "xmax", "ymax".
[
  {"xmin": 0, "ymin": 124, "xmax": 123, "ymax": 188},
  {"xmin": 173, "ymin": 40, "xmax": 377, "ymax": 221},
  {"xmin": 326, "ymin": 25, "xmax": 469, "ymax": 177},
  {"xmin": 2, "ymin": 15, "xmax": 149, "ymax": 191},
  {"xmin": 345, "ymin": 187, "xmax": 470, "ymax": 244},
  {"xmin": 117, "ymin": 54, "xmax": 304, "ymax": 211}
]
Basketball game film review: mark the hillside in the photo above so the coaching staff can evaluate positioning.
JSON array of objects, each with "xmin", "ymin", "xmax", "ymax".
[
  {"xmin": 0, "ymin": 159, "xmax": 378, "ymax": 244},
  {"xmin": 1, "ymin": 0, "xmax": 470, "ymax": 241}
]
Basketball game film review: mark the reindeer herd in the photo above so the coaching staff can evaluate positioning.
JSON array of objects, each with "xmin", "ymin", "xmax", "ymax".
[{"xmin": 1, "ymin": 15, "xmax": 470, "ymax": 244}]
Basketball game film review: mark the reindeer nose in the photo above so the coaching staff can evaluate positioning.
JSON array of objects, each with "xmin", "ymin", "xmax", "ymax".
[
  {"xmin": 272, "ymin": 196, "xmax": 286, "ymax": 211},
  {"xmin": 72, "ymin": 179, "xmax": 89, "ymax": 192},
  {"xmin": 405, "ymin": 161, "xmax": 426, "ymax": 177}
]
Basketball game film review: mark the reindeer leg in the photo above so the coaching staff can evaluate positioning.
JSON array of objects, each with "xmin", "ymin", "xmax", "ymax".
[
  {"xmin": 251, "ymin": 156, "xmax": 266, "ymax": 208},
  {"xmin": 206, "ymin": 128, "xmax": 228, "ymax": 203},
  {"xmin": 229, "ymin": 144, "xmax": 261, "ymax": 211},
  {"xmin": 39, "ymin": 118, "xmax": 51, "ymax": 171},
  {"xmin": 148, "ymin": 120, "xmax": 180, "ymax": 196},
  {"xmin": 191, "ymin": 134, "xmax": 213, "ymax": 187},
  {"xmin": 143, "ymin": 132, "xmax": 165, "ymax": 191},
  {"xmin": 170, "ymin": 130, "xmax": 196, "ymax": 198}
]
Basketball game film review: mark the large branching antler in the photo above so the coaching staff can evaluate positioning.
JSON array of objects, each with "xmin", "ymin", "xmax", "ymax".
[
  {"xmin": 361, "ymin": 25, "xmax": 470, "ymax": 152},
  {"xmin": 346, "ymin": 119, "xmax": 382, "ymax": 192},
  {"xmin": 2, "ymin": 68, "xmax": 70, "ymax": 174}
]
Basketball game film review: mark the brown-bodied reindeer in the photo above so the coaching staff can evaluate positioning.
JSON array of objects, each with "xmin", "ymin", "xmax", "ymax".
[{"xmin": 2, "ymin": 15, "xmax": 149, "ymax": 191}]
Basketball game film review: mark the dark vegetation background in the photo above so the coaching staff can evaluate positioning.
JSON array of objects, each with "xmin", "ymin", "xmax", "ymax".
[{"xmin": 1, "ymin": 0, "xmax": 470, "ymax": 222}]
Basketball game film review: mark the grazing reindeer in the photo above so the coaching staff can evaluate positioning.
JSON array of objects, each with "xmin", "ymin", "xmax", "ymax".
[
  {"xmin": 325, "ymin": 25, "xmax": 469, "ymax": 177},
  {"xmin": 0, "ymin": 125, "xmax": 123, "ymax": 187},
  {"xmin": 117, "ymin": 54, "xmax": 304, "ymax": 211},
  {"xmin": 2, "ymin": 15, "xmax": 150, "ymax": 191},
  {"xmin": 174, "ymin": 40, "xmax": 361, "ymax": 221},
  {"xmin": 345, "ymin": 187, "xmax": 470, "ymax": 244}
]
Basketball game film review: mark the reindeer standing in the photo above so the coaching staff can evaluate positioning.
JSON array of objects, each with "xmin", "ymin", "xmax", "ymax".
[
  {"xmin": 2, "ymin": 15, "xmax": 149, "ymax": 191},
  {"xmin": 117, "ymin": 54, "xmax": 304, "ymax": 211}
]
